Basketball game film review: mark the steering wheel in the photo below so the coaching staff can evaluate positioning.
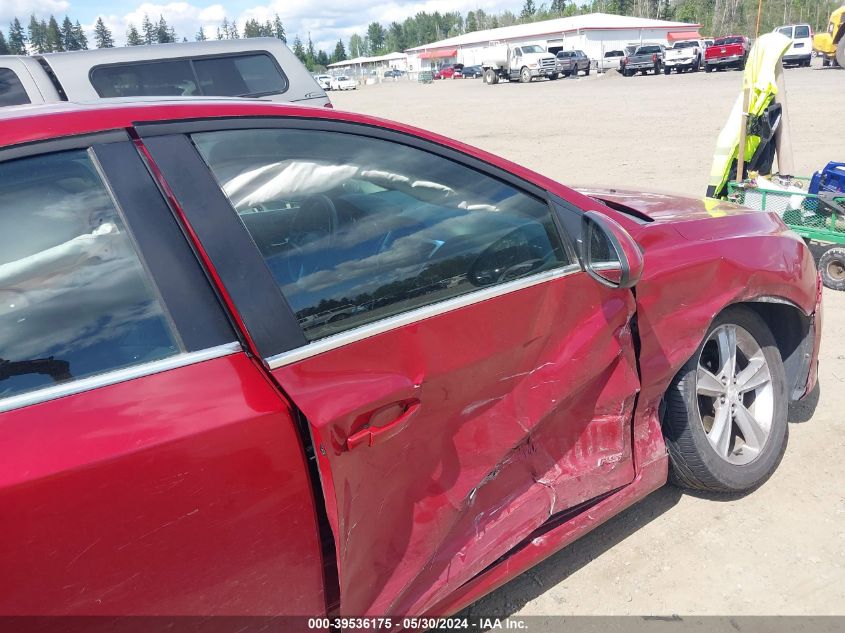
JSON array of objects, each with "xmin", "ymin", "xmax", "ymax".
[{"xmin": 287, "ymin": 194, "xmax": 340, "ymax": 283}]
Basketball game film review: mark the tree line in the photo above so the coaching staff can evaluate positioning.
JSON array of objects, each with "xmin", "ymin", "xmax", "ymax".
[{"xmin": 1, "ymin": 0, "xmax": 840, "ymax": 70}]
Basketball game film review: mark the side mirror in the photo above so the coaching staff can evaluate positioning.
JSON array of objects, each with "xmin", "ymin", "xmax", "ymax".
[{"xmin": 581, "ymin": 211, "xmax": 644, "ymax": 289}]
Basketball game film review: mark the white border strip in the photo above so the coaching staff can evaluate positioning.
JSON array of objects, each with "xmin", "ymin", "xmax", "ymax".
[
  {"xmin": 266, "ymin": 264, "xmax": 582, "ymax": 369},
  {"xmin": 0, "ymin": 341, "xmax": 242, "ymax": 414}
]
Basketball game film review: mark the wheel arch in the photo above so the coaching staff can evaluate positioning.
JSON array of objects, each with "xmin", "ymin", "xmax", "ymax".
[{"xmin": 727, "ymin": 298, "xmax": 813, "ymax": 402}]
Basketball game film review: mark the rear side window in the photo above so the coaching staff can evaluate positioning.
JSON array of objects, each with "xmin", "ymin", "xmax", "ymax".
[
  {"xmin": 0, "ymin": 150, "xmax": 181, "ymax": 401},
  {"xmin": 0, "ymin": 68, "xmax": 30, "ymax": 107},
  {"xmin": 90, "ymin": 53, "xmax": 288, "ymax": 99},
  {"xmin": 778, "ymin": 26, "xmax": 793, "ymax": 37},
  {"xmin": 192, "ymin": 129, "xmax": 570, "ymax": 342},
  {"xmin": 795, "ymin": 25, "xmax": 810, "ymax": 38}
]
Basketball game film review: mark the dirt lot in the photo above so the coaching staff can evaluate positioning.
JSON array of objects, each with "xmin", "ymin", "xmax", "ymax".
[{"xmin": 330, "ymin": 66, "xmax": 845, "ymax": 615}]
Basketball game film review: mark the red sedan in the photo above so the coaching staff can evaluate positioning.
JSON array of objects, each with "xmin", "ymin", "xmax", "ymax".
[
  {"xmin": 434, "ymin": 65, "xmax": 463, "ymax": 79},
  {"xmin": 0, "ymin": 101, "xmax": 821, "ymax": 618}
]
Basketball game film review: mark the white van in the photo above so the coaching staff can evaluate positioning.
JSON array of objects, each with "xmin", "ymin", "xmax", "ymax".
[
  {"xmin": 0, "ymin": 38, "xmax": 330, "ymax": 108},
  {"xmin": 775, "ymin": 23, "xmax": 814, "ymax": 66}
]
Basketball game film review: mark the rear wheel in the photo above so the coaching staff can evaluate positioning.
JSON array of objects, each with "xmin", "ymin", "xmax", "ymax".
[
  {"xmin": 664, "ymin": 65, "xmax": 671, "ymax": 75},
  {"xmin": 519, "ymin": 66, "xmax": 531, "ymax": 83},
  {"xmin": 484, "ymin": 69, "xmax": 496, "ymax": 84},
  {"xmin": 705, "ymin": 64, "xmax": 713, "ymax": 73},
  {"xmin": 819, "ymin": 246, "xmax": 845, "ymax": 290},
  {"xmin": 663, "ymin": 306, "xmax": 788, "ymax": 493},
  {"xmin": 584, "ymin": 65, "xmax": 590, "ymax": 76}
]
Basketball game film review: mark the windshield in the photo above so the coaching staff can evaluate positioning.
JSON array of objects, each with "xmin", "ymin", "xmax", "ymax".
[
  {"xmin": 714, "ymin": 36, "xmax": 743, "ymax": 45},
  {"xmin": 674, "ymin": 41, "xmax": 697, "ymax": 48},
  {"xmin": 520, "ymin": 45, "xmax": 545, "ymax": 54}
]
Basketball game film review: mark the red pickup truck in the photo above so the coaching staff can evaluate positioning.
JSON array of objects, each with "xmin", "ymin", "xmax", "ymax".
[
  {"xmin": 705, "ymin": 35, "xmax": 751, "ymax": 71},
  {"xmin": 0, "ymin": 99, "xmax": 822, "ymax": 620}
]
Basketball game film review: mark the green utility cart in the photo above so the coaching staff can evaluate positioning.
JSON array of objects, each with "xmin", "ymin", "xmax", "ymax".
[{"xmin": 728, "ymin": 178, "xmax": 845, "ymax": 290}]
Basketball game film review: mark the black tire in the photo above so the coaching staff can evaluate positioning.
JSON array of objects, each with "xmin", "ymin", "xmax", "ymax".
[
  {"xmin": 664, "ymin": 65, "xmax": 671, "ymax": 75},
  {"xmin": 819, "ymin": 247, "xmax": 845, "ymax": 290},
  {"xmin": 705, "ymin": 64, "xmax": 712, "ymax": 73},
  {"xmin": 519, "ymin": 66, "xmax": 531, "ymax": 83},
  {"xmin": 584, "ymin": 65, "xmax": 590, "ymax": 76},
  {"xmin": 663, "ymin": 306, "xmax": 788, "ymax": 494},
  {"xmin": 692, "ymin": 58, "xmax": 700, "ymax": 72},
  {"xmin": 837, "ymin": 37, "xmax": 845, "ymax": 68}
]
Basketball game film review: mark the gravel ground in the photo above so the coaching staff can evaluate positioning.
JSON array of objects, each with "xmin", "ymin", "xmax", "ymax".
[{"xmin": 330, "ymin": 64, "xmax": 845, "ymax": 616}]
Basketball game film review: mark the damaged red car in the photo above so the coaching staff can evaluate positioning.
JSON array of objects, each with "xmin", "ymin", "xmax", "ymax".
[{"xmin": 0, "ymin": 100, "xmax": 821, "ymax": 618}]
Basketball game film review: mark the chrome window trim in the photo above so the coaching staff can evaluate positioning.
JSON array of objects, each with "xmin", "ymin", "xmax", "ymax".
[
  {"xmin": 266, "ymin": 264, "xmax": 582, "ymax": 369},
  {"xmin": 0, "ymin": 342, "xmax": 241, "ymax": 414}
]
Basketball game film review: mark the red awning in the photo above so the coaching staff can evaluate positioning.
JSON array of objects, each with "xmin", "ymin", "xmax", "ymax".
[
  {"xmin": 667, "ymin": 30, "xmax": 702, "ymax": 41},
  {"xmin": 418, "ymin": 49, "xmax": 458, "ymax": 59}
]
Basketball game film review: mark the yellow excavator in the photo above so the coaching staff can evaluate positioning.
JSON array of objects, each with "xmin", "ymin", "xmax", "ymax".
[{"xmin": 814, "ymin": 4, "xmax": 845, "ymax": 67}]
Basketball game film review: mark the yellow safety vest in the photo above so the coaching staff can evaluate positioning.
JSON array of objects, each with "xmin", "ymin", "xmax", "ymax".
[{"xmin": 707, "ymin": 33, "xmax": 792, "ymax": 198}]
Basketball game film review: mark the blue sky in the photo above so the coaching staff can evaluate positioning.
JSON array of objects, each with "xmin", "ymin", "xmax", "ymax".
[{"xmin": 2, "ymin": 0, "xmax": 515, "ymax": 52}]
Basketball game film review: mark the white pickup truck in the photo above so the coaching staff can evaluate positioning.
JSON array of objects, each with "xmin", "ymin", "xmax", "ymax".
[{"xmin": 663, "ymin": 39, "xmax": 707, "ymax": 74}]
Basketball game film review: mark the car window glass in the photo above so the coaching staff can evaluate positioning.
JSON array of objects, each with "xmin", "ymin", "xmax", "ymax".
[
  {"xmin": 91, "ymin": 60, "xmax": 197, "ymax": 97},
  {"xmin": 778, "ymin": 27, "xmax": 793, "ymax": 37},
  {"xmin": 193, "ymin": 54, "xmax": 287, "ymax": 96},
  {"xmin": 794, "ymin": 25, "xmax": 810, "ymax": 38},
  {"xmin": 192, "ymin": 129, "xmax": 571, "ymax": 342},
  {"xmin": 0, "ymin": 68, "xmax": 30, "ymax": 107},
  {"xmin": 0, "ymin": 150, "xmax": 181, "ymax": 401}
]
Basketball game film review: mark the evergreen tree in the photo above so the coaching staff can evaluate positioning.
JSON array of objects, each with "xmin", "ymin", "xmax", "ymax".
[
  {"xmin": 126, "ymin": 24, "xmax": 143, "ymax": 46},
  {"xmin": 229, "ymin": 20, "xmax": 240, "ymax": 38},
  {"xmin": 0, "ymin": 32, "xmax": 9, "ymax": 56},
  {"xmin": 9, "ymin": 18, "xmax": 27, "ymax": 55},
  {"xmin": 366, "ymin": 21, "xmax": 386, "ymax": 55},
  {"xmin": 196, "ymin": 26, "xmax": 207, "ymax": 41},
  {"xmin": 273, "ymin": 15, "xmax": 286, "ymax": 42},
  {"xmin": 220, "ymin": 18, "xmax": 230, "ymax": 39},
  {"xmin": 61, "ymin": 16, "xmax": 77, "ymax": 50},
  {"xmin": 348, "ymin": 33, "xmax": 363, "ymax": 58},
  {"xmin": 316, "ymin": 50, "xmax": 330, "ymax": 68},
  {"xmin": 141, "ymin": 14, "xmax": 155, "ymax": 44},
  {"xmin": 520, "ymin": 0, "xmax": 537, "ymax": 20},
  {"xmin": 243, "ymin": 19, "xmax": 260, "ymax": 38},
  {"xmin": 74, "ymin": 20, "xmax": 88, "ymax": 49},
  {"xmin": 46, "ymin": 16, "xmax": 64, "ymax": 52},
  {"xmin": 306, "ymin": 35, "xmax": 316, "ymax": 68},
  {"xmin": 94, "ymin": 17, "xmax": 115, "ymax": 48},
  {"xmin": 28, "ymin": 15, "xmax": 47, "ymax": 54},
  {"xmin": 465, "ymin": 11, "xmax": 478, "ymax": 32},
  {"xmin": 262, "ymin": 20, "xmax": 274, "ymax": 36},
  {"xmin": 332, "ymin": 39, "xmax": 347, "ymax": 63},
  {"xmin": 292, "ymin": 35, "xmax": 306, "ymax": 62},
  {"xmin": 156, "ymin": 15, "xmax": 175, "ymax": 43}
]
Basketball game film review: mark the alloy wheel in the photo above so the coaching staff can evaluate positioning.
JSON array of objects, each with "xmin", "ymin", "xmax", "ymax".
[{"xmin": 695, "ymin": 324, "xmax": 774, "ymax": 465}]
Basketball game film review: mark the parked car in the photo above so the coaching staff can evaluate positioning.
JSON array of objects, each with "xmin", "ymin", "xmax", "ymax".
[
  {"xmin": 0, "ymin": 38, "xmax": 330, "ymax": 108},
  {"xmin": 705, "ymin": 35, "xmax": 751, "ymax": 71},
  {"xmin": 434, "ymin": 65, "xmax": 463, "ymax": 79},
  {"xmin": 664, "ymin": 39, "xmax": 707, "ymax": 73},
  {"xmin": 314, "ymin": 74, "xmax": 332, "ymax": 90},
  {"xmin": 461, "ymin": 65, "xmax": 483, "ymax": 78},
  {"xmin": 330, "ymin": 75, "xmax": 357, "ymax": 90},
  {"xmin": 621, "ymin": 43, "xmax": 665, "ymax": 76},
  {"xmin": 775, "ymin": 23, "xmax": 814, "ymax": 66},
  {"xmin": 0, "ymin": 99, "xmax": 822, "ymax": 618},
  {"xmin": 383, "ymin": 69, "xmax": 404, "ymax": 78},
  {"xmin": 556, "ymin": 49, "xmax": 591, "ymax": 76},
  {"xmin": 594, "ymin": 49, "xmax": 625, "ymax": 72}
]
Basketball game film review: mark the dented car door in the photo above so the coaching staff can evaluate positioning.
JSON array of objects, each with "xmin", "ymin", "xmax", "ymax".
[{"xmin": 153, "ymin": 122, "xmax": 641, "ymax": 616}]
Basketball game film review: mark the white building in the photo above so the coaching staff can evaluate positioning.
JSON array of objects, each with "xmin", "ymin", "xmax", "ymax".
[
  {"xmin": 327, "ymin": 52, "xmax": 409, "ymax": 78},
  {"xmin": 405, "ymin": 13, "xmax": 702, "ymax": 71}
]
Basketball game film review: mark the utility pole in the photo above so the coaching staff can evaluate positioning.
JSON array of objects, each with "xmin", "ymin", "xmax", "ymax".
[{"xmin": 755, "ymin": 0, "xmax": 763, "ymax": 37}]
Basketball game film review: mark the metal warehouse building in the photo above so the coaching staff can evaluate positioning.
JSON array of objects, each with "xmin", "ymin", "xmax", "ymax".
[{"xmin": 405, "ymin": 13, "xmax": 702, "ymax": 72}]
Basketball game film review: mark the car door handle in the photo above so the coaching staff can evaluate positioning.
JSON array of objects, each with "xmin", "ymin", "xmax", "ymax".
[{"xmin": 346, "ymin": 399, "xmax": 421, "ymax": 451}]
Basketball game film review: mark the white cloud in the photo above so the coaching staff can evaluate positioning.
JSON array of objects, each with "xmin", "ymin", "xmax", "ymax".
[
  {"xmin": 0, "ymin": 0, "xmax": 70, "ymax": 25},
  {"xmin": 23, "ymin": 0, "xmax": 514, "ymax": 52}
]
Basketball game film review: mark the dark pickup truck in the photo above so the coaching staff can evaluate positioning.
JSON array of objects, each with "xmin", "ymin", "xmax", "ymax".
[
  {"xmin": 705, "ymin": 35, "xmax": 751, "ymax": 71},
  {"xmin": 620, "ymin": 43, "xmax": 665, "ymax": 76}
]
